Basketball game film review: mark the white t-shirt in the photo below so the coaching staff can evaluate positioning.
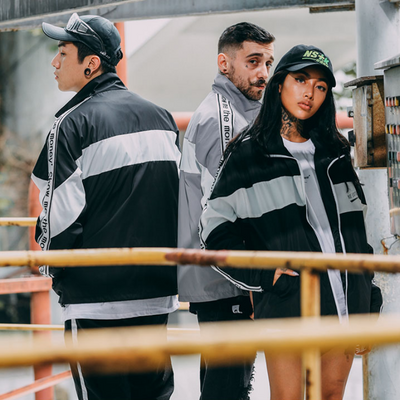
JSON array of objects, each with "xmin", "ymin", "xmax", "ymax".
[{"xmin": 283, "ymin": 137, "xmax": 348, "ymax": 321}]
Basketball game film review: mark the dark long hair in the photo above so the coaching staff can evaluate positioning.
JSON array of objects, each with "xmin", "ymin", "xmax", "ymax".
[{"xmin": 225, "ymin": 70, "xmax": 350, "ymax": 160}]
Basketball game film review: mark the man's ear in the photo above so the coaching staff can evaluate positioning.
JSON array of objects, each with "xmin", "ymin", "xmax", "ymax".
[
  {"xmin": 217, "ymin": 53, "xmax": 229, "ymax": 75},
  {"xmin": 87, "ymin": 55, "xmax": 102, "ymax": 74}
]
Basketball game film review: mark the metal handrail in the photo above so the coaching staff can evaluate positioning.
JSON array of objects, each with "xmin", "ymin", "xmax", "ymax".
[
  {"xmin": 0, "ymin": 247, "xmax": 397, "ymax": 273},
  {"xmin": 0, "ymin": 227, "xmax": 391, "ymax": 399},
  {"xmin": 0, "ymin": 218, "xmax": 36, "ymax": 226},
  {"xmin": 0, "ymin": 314, "xmax": 392, "ymax": 372}
]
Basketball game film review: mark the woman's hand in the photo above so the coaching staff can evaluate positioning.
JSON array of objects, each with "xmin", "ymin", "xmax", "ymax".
[{"xmin": 273, "ymin": 267, "xmax": 299, "ymax": 285}]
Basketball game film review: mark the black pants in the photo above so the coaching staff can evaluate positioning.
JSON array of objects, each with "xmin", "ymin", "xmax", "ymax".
[
  {"xmin": 190, "ymin": 296, "xmax": 255, "ymax": 400},
  {"xmin": 65, "ymin": 314, "xmax": 174, "ymax": 400}
]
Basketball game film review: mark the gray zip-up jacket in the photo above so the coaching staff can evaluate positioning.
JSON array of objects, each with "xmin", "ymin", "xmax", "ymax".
[{"xmin": 177, "ymin": 73, "xmax": 261, "ymax": 302}]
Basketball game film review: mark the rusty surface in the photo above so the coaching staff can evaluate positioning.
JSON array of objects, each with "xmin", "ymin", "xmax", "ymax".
[
  {"xmin": 0, "ymin": 218, "xmax": 36, "ymax": 226},
  {"xmin": 0, "ymin": 370, "xmax": 71, "ymax": 400},
  {"xmin": 309, "ymin": 4, "xmax": 354, "ymax": 12},
  {"xmin": 345, "ymin": 76, "xmax": 383, "ymax": 88},
  {"xmin": 353, "ymin": 85, "xmax": 372, "ymax": 167},
  {"xmin": 381, "ymin": 238, "xmax": 389, "ymax": 255},
  {"xmin": 301, "ymin": 269, "xmax": 322, "ymax": 400},
  {"xmin": 301, "ymin": 269, "xmax": 320, "ymax": 317},
  {"xmin": 0, "ymin": 276, "xmax": 52, "ymax": 295},
  {"xmin": 350, "ymin": 77, "xmax": 385, "ymax": 168},
  {"xmin": 28, "ymin": 182, "xmax": 41, "ymax": 275},
  {"xmin": 164, "ymin": 249, "xmax": 229, "ymax": 266},
  {"xmin": 2, "ymin": 248, "xmax": 400, "ymax": 274},
  {"xmin": 363, "ymin": 353, "xmax": 370, "ymax": 400},
  {"xmin": 302, "ymin": 349, "xmax": 322, "ymax": 400},
  {"xmin": 31, "ymin": 289, "xmax": 54, "ymax": 399},
  {"xmin": 0, "ymin": 323, "xmax": 63, "ymax": 331},
  {"xmin": 172, "ymin": 112, "xmax": 192, "ymax": 131},
  {"xmin": 33, "ymin": 364, "xmax": 53, "ymax": 400},
  {"xmin": 305, "ymin": 368, "xmax": 311, "ymax": 400},
  {"xmin": 371, "ymin": 80, "xmax": 387, "ymax": 167},
  {"xmin": 115, "ymin": 22, "xmax": 128, "ymax": 87},
  {"xmin": 0, "ymin": 314, "xmax": 398, "ymax": 373}
]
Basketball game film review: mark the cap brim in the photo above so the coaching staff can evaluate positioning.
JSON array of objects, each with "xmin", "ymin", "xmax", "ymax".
[
  {"xmin": 42, "ymin": 22, "xmax": 77, "ymax": 42},
  {"xmin": 286, "ymin": 62, "xmax": 336, "ymax": 87}
]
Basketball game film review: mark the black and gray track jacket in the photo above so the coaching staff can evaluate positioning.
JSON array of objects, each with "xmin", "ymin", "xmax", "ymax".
[
  {"xmin": 199, "ymin": 134, "xmax": 382, "ymax": 319},
  {"xmin": 32, "ymin": 73, "xmax": 180, "ymax": 305}
]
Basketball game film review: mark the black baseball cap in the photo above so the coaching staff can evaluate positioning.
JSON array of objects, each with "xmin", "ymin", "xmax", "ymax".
[
  {"xmin": 42, "ymin": 13, "xmax": 123, "ymax": 67},
  {"xmin": 274, "ymin": 44, "xmax": 336, "ymax": 87}
]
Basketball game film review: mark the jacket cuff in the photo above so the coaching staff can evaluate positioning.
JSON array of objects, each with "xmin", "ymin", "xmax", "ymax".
[{"xmin": 260, "ymin": 269, "xmax": 275, "ymax": 292}]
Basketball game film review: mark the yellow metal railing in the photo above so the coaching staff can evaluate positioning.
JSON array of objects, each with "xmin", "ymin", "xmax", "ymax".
[
  {"xmin": 0, "ymin": 217, "xmax": 395, "ymax": 399},
  {"xmin": 0, "ymin": 217, "xmax": 36, "ymax": 226},
  {"xmin": 0, "ymin": 246, "xmax": 394, "ymax": 399}
]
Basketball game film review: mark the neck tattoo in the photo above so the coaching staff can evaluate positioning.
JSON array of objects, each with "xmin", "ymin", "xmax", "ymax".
[{"xmin": 280, "ymin": 108, "xmax": 304, "ymax": 141}]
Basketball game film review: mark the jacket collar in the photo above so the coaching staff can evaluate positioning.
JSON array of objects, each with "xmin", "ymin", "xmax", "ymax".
[
  {"xmin": 269, "ymin": 134, "xmax": 343, "ymax": 167},
  {"xmin": 212, "ymin": 73, "xmax": 261, "ymax": 119},
  {"xmin": 55, "ymin": 73, "xmax": 126, "ymax": 118}
]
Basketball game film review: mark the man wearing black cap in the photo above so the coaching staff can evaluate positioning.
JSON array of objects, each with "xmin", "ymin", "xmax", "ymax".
[{"xmin": 32, "ymin": 13, "xmax": 180, "ymax": 400}]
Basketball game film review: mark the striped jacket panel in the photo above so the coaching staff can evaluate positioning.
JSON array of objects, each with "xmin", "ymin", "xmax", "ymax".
[
  {"xmin": 32, "ymin": 73, "xmax": 180, "ymax": 304},
  {"xmin": 199, "ymin": 136, "xmax": 382, "ymax": 318}
]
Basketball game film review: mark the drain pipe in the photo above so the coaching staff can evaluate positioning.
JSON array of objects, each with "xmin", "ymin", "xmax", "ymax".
[
  {"xmin": 356, "ymin": 0, "xmax": 400, "ymax": 77},
  {"xmin": 355, "ymin": 1, "xmax": 400, "ymax": 400}
]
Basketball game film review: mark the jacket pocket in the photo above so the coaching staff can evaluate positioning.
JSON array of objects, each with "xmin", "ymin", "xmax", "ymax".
[{"xmin": 271, "ymin": 273, "xmax": 300, "ymax": 298}]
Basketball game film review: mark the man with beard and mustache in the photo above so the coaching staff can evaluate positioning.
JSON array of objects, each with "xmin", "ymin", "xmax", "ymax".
[{"xmin": 178, "ymin": 22, "xmax": 275, "ymax": 400}]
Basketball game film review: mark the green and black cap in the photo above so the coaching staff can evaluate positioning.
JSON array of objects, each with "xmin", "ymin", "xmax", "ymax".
[{"xmin": 274, "ymin": 44, "xmax": 336, "ymax": 87}]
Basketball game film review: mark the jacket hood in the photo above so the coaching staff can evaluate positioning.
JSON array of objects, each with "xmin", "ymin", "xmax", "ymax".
[{"xmin": 212, "ymin": 74, "xmax": 261, "ymax": 119}]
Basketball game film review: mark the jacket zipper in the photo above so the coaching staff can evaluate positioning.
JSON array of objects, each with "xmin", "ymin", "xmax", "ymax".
[
  {"xmin": 326, "ymin": 155, "xmax": 349, "ymax": 322},
  {"xmin": 271, "ymin": 153, "xmax": 349, "ymax": 322}
]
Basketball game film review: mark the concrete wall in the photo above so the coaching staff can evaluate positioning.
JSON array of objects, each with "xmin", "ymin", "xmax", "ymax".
[
  {"xmin": 1, "ymin": 29, "xmax": 72, "ymax": 143},
  {"xmin": 127, "ymin": 8, "xmax": 357, "ymax": 112}
]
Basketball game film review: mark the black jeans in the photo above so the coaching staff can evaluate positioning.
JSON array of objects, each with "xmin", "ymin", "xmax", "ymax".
[
  {"xmin": 65, "ymin": 314, "xmax": 174, "ymax": 400},
  {"xmin": 190, "ymin": 296, "xmax": 255, "ymax": 400}
]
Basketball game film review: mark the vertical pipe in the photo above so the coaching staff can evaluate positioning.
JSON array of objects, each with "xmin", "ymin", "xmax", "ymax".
[
  {"xmin": 355, "ymin": 2, "xmax": 400, "ymax": 399},
  {"xmin": 301, "ymin": 268, "xmax": 321, "ymax": 400},
  {"xmin": 355, "ymin": 0, "xmax": 400, "ymax": 77},
  {"xmin": 31, "ymin": 291, "xmax": 53, "ymax": 400},
  {"xmin": 29, "ymin": 181, "xmax": 53, "ymax": 400},
  {"xmin": 115, "ymin": 22, "xmax": 128, "ymax": 87},
  {"xmin": 28, "ymin": 181, "xmax": 41, "ymax": 271},
  {"xmin": 363, "ymin": 354, "xmax": 370, "ymax": 400},
  {"xmin": 301, "ymin": 269, "xmax": 320, "ymax": 317}
]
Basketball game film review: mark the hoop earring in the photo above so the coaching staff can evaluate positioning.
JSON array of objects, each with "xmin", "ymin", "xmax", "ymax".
[{"xmin": 84, "ymin": 68, "xmax": 91, "ymax": 77}]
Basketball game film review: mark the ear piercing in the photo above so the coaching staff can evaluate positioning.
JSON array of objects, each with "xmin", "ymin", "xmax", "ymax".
[{"xmin": 84, "ymin": 68, "xmax": 91, "ymax": 77}]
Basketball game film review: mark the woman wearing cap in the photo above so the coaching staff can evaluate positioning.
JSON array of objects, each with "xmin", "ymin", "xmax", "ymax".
[{"xmin": 199, "ymin": 44, "xmax": 382, "ymax": 400}]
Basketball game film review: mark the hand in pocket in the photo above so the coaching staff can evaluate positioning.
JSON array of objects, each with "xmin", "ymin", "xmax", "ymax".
[{"xmin": 273, "ymin": 267, "xmax": 299, "ymax": 285}]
